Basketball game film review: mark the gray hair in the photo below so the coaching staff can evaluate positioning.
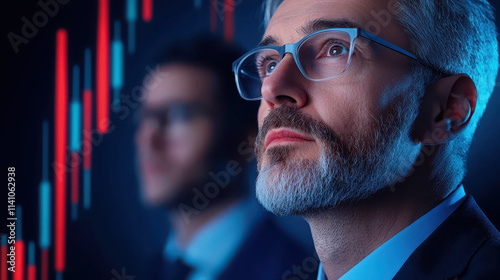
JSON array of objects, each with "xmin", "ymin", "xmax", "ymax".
[{"xmin": 263, "ymin": 0, "xmax": 499, "ymax": 192}]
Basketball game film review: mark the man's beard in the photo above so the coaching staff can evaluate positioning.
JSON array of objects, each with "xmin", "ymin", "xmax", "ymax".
[
  {"xmin": 158, "ymin": 159, "xmax": 243, "ymax": 211},
  {"xmin": 255, "ymin": 71, "xmax": 426, "ymax": 216}
]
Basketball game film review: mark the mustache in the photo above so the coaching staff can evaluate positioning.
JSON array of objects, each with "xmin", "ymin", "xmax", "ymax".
[{"xmin": 255, "ymin": 106, "xmax": 343, "ymax": 159}]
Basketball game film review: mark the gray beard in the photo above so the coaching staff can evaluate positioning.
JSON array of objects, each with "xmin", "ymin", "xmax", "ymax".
[{"xmin": 255, "ymin": 71, "xmax": 426, "ymax": 216}]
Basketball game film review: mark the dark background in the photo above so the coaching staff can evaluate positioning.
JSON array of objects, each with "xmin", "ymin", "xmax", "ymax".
[{"xmin": 2, "ymin": 0, "xmax": 500, "ymax": 279}]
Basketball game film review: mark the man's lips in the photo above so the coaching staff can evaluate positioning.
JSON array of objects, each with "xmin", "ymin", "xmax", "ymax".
[
  {"xmin": 265, "ymin": 129, "xmax": 314, "ymax": 148},
  {"xmin": 142, "ymin": 162, "xmax": 163, "ymax": 175}
]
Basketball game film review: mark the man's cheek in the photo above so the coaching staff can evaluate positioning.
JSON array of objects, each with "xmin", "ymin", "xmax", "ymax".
[{"xmin": 258, "ymin": 100, "xmax": 269, "ymax": 125}]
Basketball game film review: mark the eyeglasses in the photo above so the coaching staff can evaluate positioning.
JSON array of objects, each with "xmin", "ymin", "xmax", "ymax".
[
  {"xmin": 232, "ymin": 27, "xmax": 446, "ymax": 101},
  {"xmin": 137, "ymin": 103, "xmax": 212, "ymax": 127}
]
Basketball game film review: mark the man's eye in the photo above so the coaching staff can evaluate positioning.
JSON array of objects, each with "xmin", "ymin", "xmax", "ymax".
[
  {"xmin": 257, "ymin": 56, "xmax": 279, "ymax": 78},
  {"xmin": 326, "ymin": 44, "xmax": 348, "ymax": 57},
  {"xmin": 265, "ymin": 61, "xmax": 278, "ymax": 76},
  {"xmin": 168, "ymin": 106, "xmax": 194, "ymax": 123}
]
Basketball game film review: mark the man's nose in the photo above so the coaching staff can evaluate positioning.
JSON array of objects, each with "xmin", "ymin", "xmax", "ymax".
[
  {"xmin": 260, "ymin": 54, "xmax": 308, "ymax": 109},
  {"xmin": 136, "ymin": 121, "xmax": 166, "ymax": 151}
]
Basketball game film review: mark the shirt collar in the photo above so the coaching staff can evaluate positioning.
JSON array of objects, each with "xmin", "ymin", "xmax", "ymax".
[
  {"xmin": 317, "ymin": 185, "xmax": 466, "ymax": 280},
  {"xmin": 164, "ymin": 198, "xmax": 262, "ymax": 280}
]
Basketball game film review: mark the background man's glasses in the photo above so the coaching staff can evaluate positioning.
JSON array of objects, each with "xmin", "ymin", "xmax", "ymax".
[
  {"xmin": 137, "ymin": 103, "xmax": 212, "ymax": 128},
  {"xmin": 232, "ymin": 27, "xmax": 446, "ymax": 101}
]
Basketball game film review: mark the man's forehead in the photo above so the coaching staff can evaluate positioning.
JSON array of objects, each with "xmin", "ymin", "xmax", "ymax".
[
  {"xmin": 262, "ymin": 0, "xmax": 386, "ymax": 45},
  {"xmin": 143, "ymin": 64, "xmax": 216, "ymax": 107}
]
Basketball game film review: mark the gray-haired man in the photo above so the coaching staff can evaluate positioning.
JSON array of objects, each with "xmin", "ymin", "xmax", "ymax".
[{"xmin": 232, "ymin": 0, "xmax": 500, "ymax": 279}]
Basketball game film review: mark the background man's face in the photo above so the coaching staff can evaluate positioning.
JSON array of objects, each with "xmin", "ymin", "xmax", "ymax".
[
  {"xmin": 255, "ymin": 0, "xmax": 425, "ymax": 215},
  {"xmin": 136, "ymin": 64, "xmax": 217, "ymax": 206}
]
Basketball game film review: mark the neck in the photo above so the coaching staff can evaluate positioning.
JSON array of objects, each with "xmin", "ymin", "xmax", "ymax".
[
  {"xmin": 305, "ymin": 178, "xmax": 447, "ymax": 280},
  {"xmin": 169, "ymin": 195, "xmax": 243, "ymax": 249}
]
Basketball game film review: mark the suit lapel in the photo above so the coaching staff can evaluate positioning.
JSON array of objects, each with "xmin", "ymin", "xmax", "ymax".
[{"xmin": 393, "ymin": 195, "xmax": 498, "ymax": 280}]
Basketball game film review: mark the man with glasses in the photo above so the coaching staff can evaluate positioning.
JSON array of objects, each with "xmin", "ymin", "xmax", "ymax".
[
  {"xmin": 233, "ymin": 0, "xmax": 500, "ymax": 279},
  {"xmin": 135, "ymin": 35, "xmax": 314, "ymax": 280}
]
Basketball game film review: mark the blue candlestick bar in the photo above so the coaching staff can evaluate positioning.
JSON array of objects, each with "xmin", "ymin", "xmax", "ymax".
[
  {"xmin": 112, "ymin": 20, "xmax": 124, "ymax": 110},
  {"xmin": 126, "ymin": 0, "xmax": 137, "ymax": 54},
  {"xmin": 39, "ymin": 120, "xmax": 51, "ymax": 249}
]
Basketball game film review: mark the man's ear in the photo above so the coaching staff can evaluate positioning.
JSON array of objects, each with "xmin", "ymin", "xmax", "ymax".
[{"xmin": 413, "ymin": 74, "xmax": 477, "ymax": 145}]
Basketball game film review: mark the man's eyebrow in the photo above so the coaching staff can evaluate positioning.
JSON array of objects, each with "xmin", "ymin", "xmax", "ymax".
[
  {"xmin": 300, "ymin": 18, "xmax": 362, "ymax": 35},
  {"xmin": 258, "ymin": 18, "xmax": 362, "ymax": 47},
  {"xmin": 259, "ymin": 36, "xmax": 280, "ymax": 47}
]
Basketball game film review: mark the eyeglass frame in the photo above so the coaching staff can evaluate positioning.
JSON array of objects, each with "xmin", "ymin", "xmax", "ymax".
[
  {"xmin": 232, "ymin": 27, "xmax": 449, "ymax": 101},
  {"xmin": 136, "ymin": 102, "xmax": 213, "ymax": 128}
]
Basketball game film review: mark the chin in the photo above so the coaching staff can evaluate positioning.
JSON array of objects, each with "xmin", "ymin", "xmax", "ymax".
[
  {"xmin": 142, "ymin": 191, "xmax": 167, "ymax": 206},
  {"xmin": 140, "ymin": 180, "xmax": 171, "ymax": 206}
]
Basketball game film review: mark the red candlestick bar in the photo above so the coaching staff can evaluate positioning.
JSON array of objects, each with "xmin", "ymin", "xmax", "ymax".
[
  {"xmin": 13, "ymin": 241, "xmax": 24, "ymax": 280},
  {"xmin": 97, "ymin": 0, "xmax": 110, "ymax": 133},
  {"xmin": 223, "ymin": 0, "xmax": 234, "ymax": 42},
  {"xmin": 55, "ymin": 28, "xmax": 68, "ymax": 273},
  {"xmin": 42, "ymin": 249, "xmax": 49, "ymax": 280},
  {"xmin": 142, "ymin": 0, "xmax": 153, "ymax": 22},
  {"xmin": 28, "ymin": 265, "xmax": 36, "ymax": 280},
  {"xmin": 1, "ymin": 237, "xmax": 7, "ymax": 280}
]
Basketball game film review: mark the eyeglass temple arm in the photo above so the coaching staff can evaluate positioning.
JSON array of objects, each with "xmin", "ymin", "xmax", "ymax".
[{"xmin": 359, "ymin": 29, "xmax": 445, "ymax": 74}]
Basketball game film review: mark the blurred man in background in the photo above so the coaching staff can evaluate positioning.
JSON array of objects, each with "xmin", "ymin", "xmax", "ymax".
[{"xmin": 135, "ymin": 35, "xmax": 315, "ymax": 280}]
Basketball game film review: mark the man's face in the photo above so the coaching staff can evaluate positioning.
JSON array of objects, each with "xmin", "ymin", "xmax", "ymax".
[
  {"xmin": 255, "ymin": 0, "xmax": 425, "ymax": 215},
  {"xmin": 136, "ymin": 64, "xmax": 216, "ymax": 206}
]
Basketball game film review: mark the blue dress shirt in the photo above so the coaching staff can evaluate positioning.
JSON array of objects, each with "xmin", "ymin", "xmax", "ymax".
[{"xmin": 317, "ymin": 185, "xmax": 466, "ymax": 280}]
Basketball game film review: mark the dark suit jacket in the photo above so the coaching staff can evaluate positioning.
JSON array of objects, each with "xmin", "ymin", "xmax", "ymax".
[
  {"xmin": 151, "ymin": 214, "xmax": 317, "ymax": 280},
  {"xmin": 394, "ymin": 195, "xmax": 500, "ymax": 280}
]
